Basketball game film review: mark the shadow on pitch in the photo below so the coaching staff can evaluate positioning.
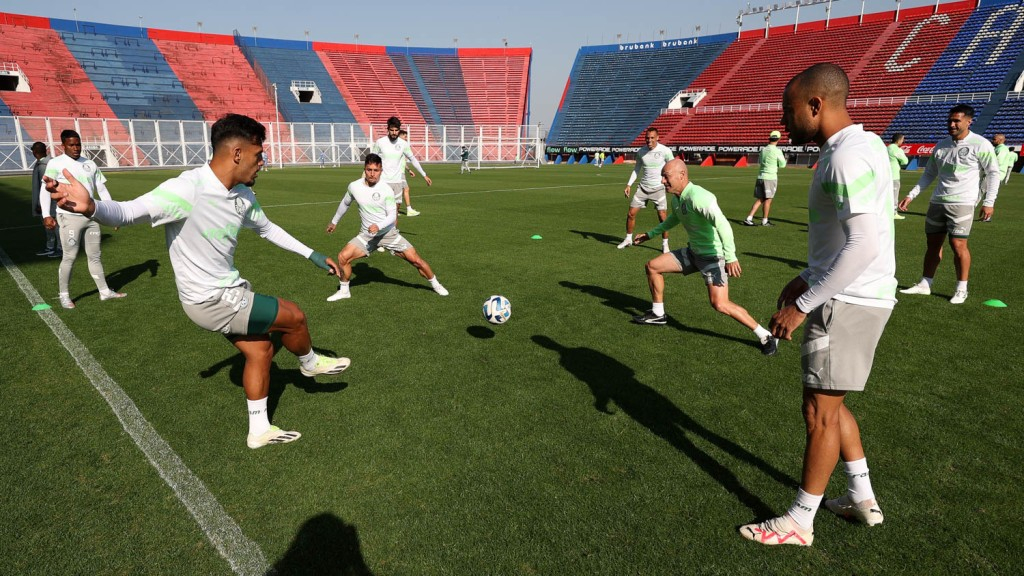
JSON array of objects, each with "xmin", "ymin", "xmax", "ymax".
[
  {"xmin": 559, "ymin": 280, "xmax": 754, "ymax": 350},
  {"xmin": 741, "ymin": 252, "xmax": 806, "ymax": 270},
  {"xmin": 347, "ymin": 262, "xmax": 432, "ymax": 292},
  {"xmin": 466, "ymin": 325, "xmax": 495, "ymax": 339},
  {"xmin": 271, "ymin": 512, "xmax": 374, "ymax": 576},
  {"xmin": 200, "ymin": 335, "xmax": 348, "ymax": 419},
  {"xmin": 731, "ymin": 216, "xmax": 806, "ymax": 228},
  {"xmin": 532, "ymin": 334, "xmax": 796, "ymax": 518},
  {"xmin": 568, "ymin": 229, "xmax": 660, "ymax": 251},
  {"xmin": 68, "ymin": 259, "xmax": 161, "ymax": 302}
]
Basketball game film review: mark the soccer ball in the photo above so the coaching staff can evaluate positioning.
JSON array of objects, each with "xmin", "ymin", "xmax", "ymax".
[{"xmin": 483, "ymin": 295, "xmax": 511, "ymax": 325}]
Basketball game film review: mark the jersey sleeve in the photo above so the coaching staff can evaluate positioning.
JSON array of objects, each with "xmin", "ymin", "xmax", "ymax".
[
  {"xmin": 694, "ymin": 196, "xmax": 737, "ymax": 262},
  {"xmin": 139, "ymin": 175, "xmax": 199, "ymax": 226}
]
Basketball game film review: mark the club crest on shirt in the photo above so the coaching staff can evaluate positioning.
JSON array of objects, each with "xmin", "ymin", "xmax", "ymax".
[
  {"xmin": 83, "ymin": 162, "xmax": 95, "ymax": 173},
  {"xmin": 958, "ymin": 147, "xmax": 970, "ymax": 158},
  {"xmin": 234, "ymin": 197, "xmax": 246, "ymax": 216},
  {"xmin": 372, "ymin": 192, "xmax": 381, "ymax": 201}
]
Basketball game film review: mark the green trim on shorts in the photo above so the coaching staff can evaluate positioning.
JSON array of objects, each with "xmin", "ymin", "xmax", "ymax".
[{"xmin": 247, "ymin": 294, "xmax": 279, "ymax": 335}]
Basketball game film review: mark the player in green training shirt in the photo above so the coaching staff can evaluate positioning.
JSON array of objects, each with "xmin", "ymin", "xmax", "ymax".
[
  {"xmin": 632, "ymin": 158, "xmax": 778, "ymax": 356},
  {"xmin": 743, "ymin": 130, "xmax": 787, "ymax": 226},
  {"xmin": 887, "ymin": 134, "xmax": 909, "ymax": 220}
]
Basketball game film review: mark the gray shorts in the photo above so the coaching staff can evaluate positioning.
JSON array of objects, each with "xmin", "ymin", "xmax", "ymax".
[
  {"xmin": 754, "ymin": 179, "xmax": 778, "ymax": 200},
  {"xmin": 388, "ymin": 182, "xmax": 404, "ymax": 204},
  {"xmin": 668, "ymin": 246, "xmax": 728, "ymax": 287},
  {"xmin": 181, "ymin": 284, "xmax": 279, "ymax": 336},
  {"xmin": 802, "ymin": 299, "xmax": 892, "ymax": 392},
  {"xmin": 349, "ymin": 227, "xmax": 412, "ymax": 255},
  {"xmin": 630, "ymin": 184, "xmax": 667, "ymax": 210},
  {"xmin": 925, "ymin": 202, "xmax": 973, "ymax": 238}
]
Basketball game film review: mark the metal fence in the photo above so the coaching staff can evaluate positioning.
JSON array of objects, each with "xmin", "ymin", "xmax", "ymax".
[{"xmin": 0, "ymin": 115, "xmax": 543, "ymax": 172}]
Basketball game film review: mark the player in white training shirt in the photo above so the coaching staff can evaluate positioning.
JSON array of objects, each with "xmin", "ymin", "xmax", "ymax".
[
  {"xmin": 372, "ymin": 116, "xmax": 431, "ymax": 217},
  {"xmin": 397, "ymin": 129, "xmax": 419, "ymax": 217},
  {"xmin": 619, "ymin": 127, "xmax": 674, "ymax": 253},
  {"xmin": 325, "ymin": 153, "xmax": 448, "ymax": 300},
  {"xmin": 897, "ymin": 103, "xmax": 1001, "ymax": 304},
  {"xmin": 741, "ymin": 64, "xmax": 896, "ymax": 548},
  {"xmin": 47, "ymin": 114, "xmax": 350, "ymax": 450},
  {"xmin": 40, "ymin": 129, "xmax": 126, "ymax": 309}
]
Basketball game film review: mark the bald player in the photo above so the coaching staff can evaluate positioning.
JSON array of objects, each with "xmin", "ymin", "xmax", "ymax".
[
  {"xmin": 740, "ymin": 64, "xmax": 897, "ymax": 547},
  {"xmin": 631, "ymin": 158, "xmax": 778, "ymax": 356}
]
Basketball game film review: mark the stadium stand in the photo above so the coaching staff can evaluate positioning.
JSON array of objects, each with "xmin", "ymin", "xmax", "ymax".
[
  {"xmin": 411, "ymin": 52, "xmax": 475, "ymax": 126},
  {"xmin": 315, "ymin": 42, "xmax": 426, "ymax": 127},
  {"xmin": 547, "ymin": 36, "xmax": 731, "ymax": 146},
  {"xmin": 0, "ymin": 13, "xmax": 120, "ymax": 124},
  {"xmin": 886, "ymin": 0, "xmax": 1024, "ymax": 143},
  {"xmin": 458, "ymin": 48, "xmax": 531, "ymax": 127},
  {"xmin": 48, "ymin": 18, "xmax": 203, "ymax": 121},
  {"xmin": 150, "ymin": 29, "xmax": 278, "ymax": 123},
  {"xmin": 238, "ymin": 37, "xmax": 358, "ymax": 126},
  {"xmin": 985, "ymin": 93, "xmax": 1024, "ymax": 141}
]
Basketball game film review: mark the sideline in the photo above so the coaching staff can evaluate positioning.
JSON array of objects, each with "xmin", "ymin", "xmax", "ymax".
[{"xmin": 0, "ymin": 245, "xmax": 268, "ymax": 576}]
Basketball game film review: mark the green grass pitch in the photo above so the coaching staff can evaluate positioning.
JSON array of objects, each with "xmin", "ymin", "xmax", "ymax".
[{"xmin": 1, "ymin": 163, "xmax": 1022, "ymax": 574}]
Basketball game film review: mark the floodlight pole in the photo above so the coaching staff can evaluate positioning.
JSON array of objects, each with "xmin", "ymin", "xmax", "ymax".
[{"xmin": 272, "ymin": 83, "xmax": 282, "ymax": 169}]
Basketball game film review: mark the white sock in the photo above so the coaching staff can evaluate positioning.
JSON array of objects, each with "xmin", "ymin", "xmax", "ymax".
[
  {"xmin": 429, "ymin": 276, "xmax": 442, "ymax": 287},
  {"xmin": 298, "ymin": 349, "xmax": 318, "ymax": 371},
  {"xmin": 624, "ymin": 233, "xmax": 633, "ymax": 241},
  {"xmin": 744, "ymin": 217, "xmax": 753, "ymax": 223},
  {"xmin": 753, "ymin": 325, "xmax": 772, "ymax": 343},
  {"xmin": 247, "ymin": 397, "xmax": 270, "ymax": 436},
  {"xmin": 762, "ymin": 218, "xmax": 769, "ymax": 224},
  {"xmin": 955, "ymin": 280, "xmax": 968, "ymax": 292},
  {"xmin": 844, "ymin": 458, "xmax": 875, "ymax": 503},
  {"xmin": 921, "ymin": 277, "xmax": 934, "ymax": 288},
  {"xmin": 339, "ymin": 280, "xmax": 350, "ymax": 290},
  {"xmin": 662, "ymin": 238, "xmax": 670, "ymax": 248},
  {"xmin": 652, "ymin": 302, "xmax": 665, "ymax": 316},
  {"xmin": 786, "ymin": 488, "xmax": 823, "ymax": 531}
]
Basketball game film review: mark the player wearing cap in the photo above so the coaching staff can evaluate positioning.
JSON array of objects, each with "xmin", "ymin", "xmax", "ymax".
[
  {"xmin": 742, "ymin": 130, "xmax": 787, "ymax": 227},
  {"xmin": 618, "ymin": 127, "xmax": 675, "ymax": 253}
]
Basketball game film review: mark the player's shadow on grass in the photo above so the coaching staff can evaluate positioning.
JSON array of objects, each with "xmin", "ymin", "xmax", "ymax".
[
  {"xmin": 77, "ymin": 259, "xmax": 161, "ymax": 300},
  {"xmin": 200, "ymin": 335, "xmax": 348, "ymax": 419},
  {"xmin": 731, "ymin": 216, "xmax": 806, "ymax": 228},
  {"xmin": 741, "ymin": 252, "xmax": 806, "ymax": 270},
  {"xmin": 348, "ymin": 262, "xmax": 432, "ymax": 292},
  {"xmin": 271, "ymin": 512, "xmax": 374, "ymax": 576},
  {"xmin": 559, "ymin": 280, "xmax": 754, "ymax": 350},
  {"xmin": 533, "ymin": 335, "xmax": 795, "ymax": 518},
  {"xmin": 569, "ymin": 229, "xmax": 660, "ymax": 251}
]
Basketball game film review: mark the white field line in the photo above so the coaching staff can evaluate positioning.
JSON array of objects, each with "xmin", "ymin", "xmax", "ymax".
[{"xmin": 0, "ymin": 245, "xmax": 268, "ymax": 576}]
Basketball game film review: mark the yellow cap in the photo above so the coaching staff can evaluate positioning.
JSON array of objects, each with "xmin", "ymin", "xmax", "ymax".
[{"xmin": 769, "ymin": 130, "xmax": 782, "ymax": 140}]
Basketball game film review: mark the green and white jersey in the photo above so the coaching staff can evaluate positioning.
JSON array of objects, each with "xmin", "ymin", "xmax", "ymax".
[
  {"xmin": 137, "ymin": 165, "xmax": 311, "ymax": 304},
  {"xmin": 994, "ymin": 143, "xmax": 1014, "ymax": 171},
  {"xmin": 627, "ymin": 144, "xmax": 675, "ymax": 190},
  {"xmin": 805, "ymin": 124, "xmax": 896, "ymax": 310},
  {"xmin": 42, "ymin": 154, "xmax": 111, "ymax": 216},
  {"xmin": 908, "ymin": 131, "xmax": 1001, "ymax": 206},
  {"xmin": 372, "ymin": 136, "xmax": 424, "ymax": 184},
  {"xmin": 886, "ymin": 142, "xmax": 909, "ymax": 181},
  {"xmin": 757, "ymin": 144, "xmax": 787, "ymax": 180},
  {"xmin": 332, "ymin": 178, "xmax": 397, "ymax": 235},
  {"xmin": 647, "ymin": 181, "xmax": 736, "ymax": 262}
]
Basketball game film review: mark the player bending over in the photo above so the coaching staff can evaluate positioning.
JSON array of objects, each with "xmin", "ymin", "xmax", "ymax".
[{"xmin": 632, "ymin": 159, "xmax": 778, "ymax": 356}]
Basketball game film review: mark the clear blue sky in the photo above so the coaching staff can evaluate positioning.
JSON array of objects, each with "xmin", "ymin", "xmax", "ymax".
[{"xmin": 7, "ymin": 0, "xmax": 939, "ymax": 130}]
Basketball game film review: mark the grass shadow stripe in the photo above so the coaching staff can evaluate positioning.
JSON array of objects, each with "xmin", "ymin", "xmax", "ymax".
[{"xmin": 0, "ymin": 245, "xmax": 268, "ymax": 576}]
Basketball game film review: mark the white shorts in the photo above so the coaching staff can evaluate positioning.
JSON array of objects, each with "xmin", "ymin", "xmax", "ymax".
[
  {"xmin": 630, "ymin": 185, "xmax": 667, "ymax": 210},
  {"xmin": 349, "ymin": 227, "xmax": 412, "ymax": 255},
  {"xmin": 388, "ymin": 182, "xmax": 405, "ymax": 204}
]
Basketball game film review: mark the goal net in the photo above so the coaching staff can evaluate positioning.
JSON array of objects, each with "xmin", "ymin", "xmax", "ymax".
[{"xmin": 462, "ymin": 130, "xmax": 542, "ymax": 170}]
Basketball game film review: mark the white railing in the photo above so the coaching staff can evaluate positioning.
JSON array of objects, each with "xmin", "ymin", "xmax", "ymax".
[
  {"xmin": 0, "ymin": 115, "xmax": 543, "ymax": 172},
  {"xmin": 658, "ymin": 92, "xmax": 994, "ymax": 116},
  {"xmin": 1005, "ymin": 91, "xmax": 1023, "ymax": 101},
  {"xmin": 0, "ymin": 62, "xmax": 22, "ymax": 73}
]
